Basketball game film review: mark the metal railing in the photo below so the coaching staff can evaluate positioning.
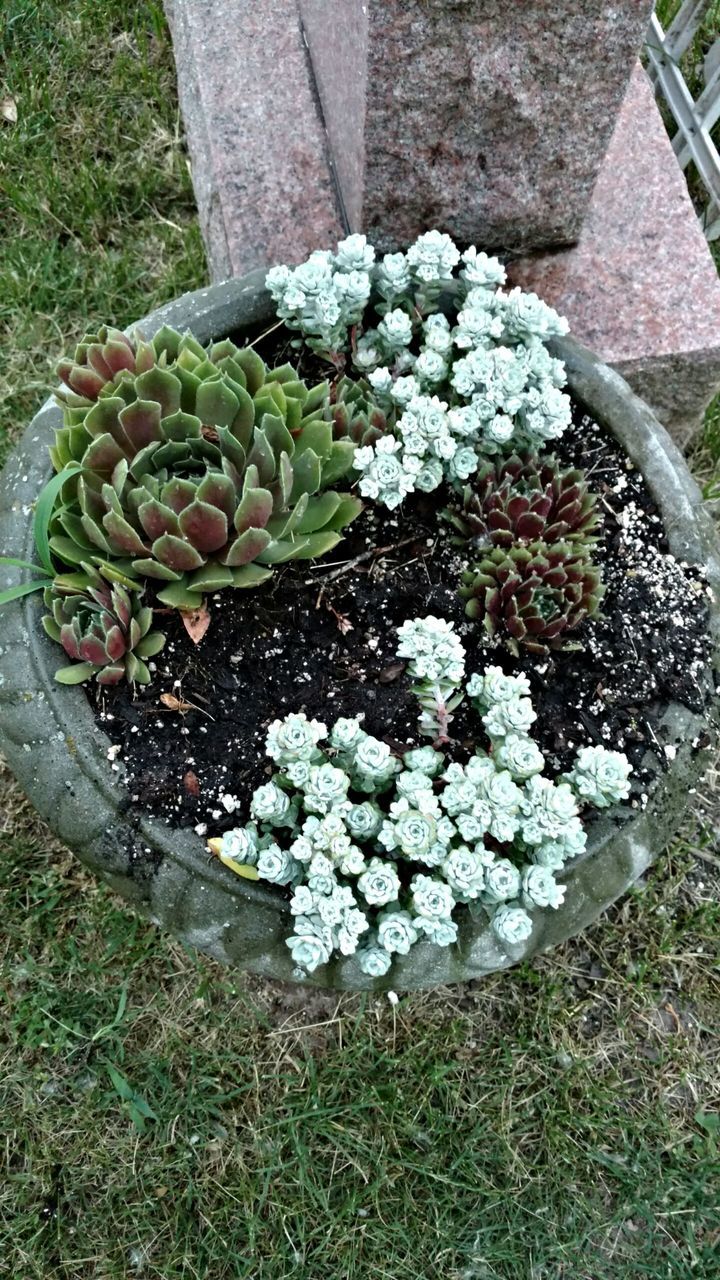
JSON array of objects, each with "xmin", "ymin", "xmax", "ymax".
[{"xmin": 647, "ymin": 1, "xmax": 720, "ymax": 239}]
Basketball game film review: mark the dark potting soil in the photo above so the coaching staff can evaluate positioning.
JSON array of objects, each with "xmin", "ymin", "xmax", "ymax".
[{"xmin": 90, "ymin": 403, "xmax": 715, "ymax": 837}]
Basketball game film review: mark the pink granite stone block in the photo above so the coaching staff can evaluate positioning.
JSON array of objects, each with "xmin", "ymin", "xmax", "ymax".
[
  {"xmin": 164, "ymin": 0, "xmax": 343, "ymax": 282},
  {"xmin": 508, "ymin": 65, "xmax": 720, "ymax": 442},
  {"xmin": 298, "ymin": 0, "xmax": 654, "ymax": 253}
]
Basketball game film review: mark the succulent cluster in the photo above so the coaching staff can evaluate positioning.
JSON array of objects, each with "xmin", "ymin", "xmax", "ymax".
[
  {"xmin": 460, "ymin": 542, "xmax": 604, "ymax": 656},
  {"xmin": 396, "ymin": 615, "xmax": 466, "ymax": 741},
  {"xmin": 266, "ymin": 239, "xmax": 375, "ymax": 360},
  {"xmin": 210, "ymin": 617, "xmax": 632, "ymax": 978},
  {"xmin": 442, "ymin": 453, "xmax": 604, "ymax": 653},
  {"xmin": 331, "ymin": 375, "xmax": 394, "ymax": 448},
  {"xmin": 445, "ymin": 454, "xmax": 599, "ymax": 552},
  {"xmin": 49, "ymin": 327, "xmax": 362, "ymax": 612},
  {"xmin": 266, "ymin": 231, "xmax": 573, "ymax": 509},
  {"xmin": 353, "ymin": 392, "xmax": 481, "ymax": 509},
  {"xmin": 42, "ymin": 565, "xmax": 165, "ymax": 685},
  {"xmin": 265, "ymin": 234, "xmax": 607, "ymax": 655}
]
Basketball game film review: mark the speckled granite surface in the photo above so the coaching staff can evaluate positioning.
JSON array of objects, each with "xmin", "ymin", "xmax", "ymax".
[
  {"xmin": 164, "ymin": 0, "xmax": 343, "ymax": 281},
  {"xmin": 508, "ymin": 65, "xmax": 720, "ymax": 442},
  {"xmin": 298, "ymin": 0, "xmax": 654, "ymax": 251},
  {"xmin": 165, "ymin": 6, "xmax": 719, "ymax": 439}
]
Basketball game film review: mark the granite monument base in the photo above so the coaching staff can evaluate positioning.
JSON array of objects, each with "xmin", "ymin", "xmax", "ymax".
[
  {"xmin": 509, "ymin": 65, "xmax": 720, "ymax": 445},
  {"xmin": 165, "ymin": 2, "xmax": 720, "ymax": 440}
]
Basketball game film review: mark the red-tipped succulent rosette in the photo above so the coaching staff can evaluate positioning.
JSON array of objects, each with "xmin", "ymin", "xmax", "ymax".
[
  {"xmin": 446, "ymin": 452, "xmax": 600, "ymax": 553},
  {"xmin": 42, "ymin": 566, "xmax": 165, "ymax": 685},
  {"xmin": 460, "ymin": 540, "xmax": 605, "ymax": 656},
  {"xmin": 48, "ymin": 328, "xmax": 363, "ymax": 611}
]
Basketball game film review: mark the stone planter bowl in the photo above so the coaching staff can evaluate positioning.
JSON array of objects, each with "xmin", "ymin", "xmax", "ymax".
[{"xmin": 1, "ymin": 272, "xmax": 718, "ymax": 991}]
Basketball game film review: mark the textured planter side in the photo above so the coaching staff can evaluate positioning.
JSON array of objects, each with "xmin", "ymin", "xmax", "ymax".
[{"xmin": 1, "ymin": 273, "xmax": 718, "ymax": 991}]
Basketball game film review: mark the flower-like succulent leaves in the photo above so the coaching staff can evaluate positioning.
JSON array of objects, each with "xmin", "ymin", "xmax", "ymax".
[
  {"xmin": 51, "ymin": 329, "xmax": 267, "ymax": 474},
  {"xmin": 42, "ymin": 568, "xmax": 164, "ymax": 685},
  {"xmin": 56, "ymin": 326, "xmax": 157, "ymax": 408},
  {"xmin": 331, "ymin": 375, "xmax": 394, "ymax": 448},
  {"xmin": 460, "ymin": 541, "xmax": 604, "ymax": 655},
  {"xmin": 447, "ymin": 454, "xmax": 600, "ymax": 552},
  {"xmin": 50, "ymin": 329, "xmax": 361, "ymax": 610}
]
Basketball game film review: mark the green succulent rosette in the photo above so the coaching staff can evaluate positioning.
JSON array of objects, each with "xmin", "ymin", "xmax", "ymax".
[
  {"xmin": 42, "ymin": 564, "xmax": 165, "ymax": 686},
  {"xmin": 49, "ymin": 327, "xmax": 362, "ymax": 610},
  {"xmin": 331, "ymin": 375, "xmax": 394, "ymax": 448},
  {"xmin": 460, "ymin": 540, "xmax": 604, "ymax": 656}
]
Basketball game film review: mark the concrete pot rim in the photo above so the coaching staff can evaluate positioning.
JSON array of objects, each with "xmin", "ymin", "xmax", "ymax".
[{"xmin": 1, "ymin": 270, "xmax": 718, "ymax": 990}]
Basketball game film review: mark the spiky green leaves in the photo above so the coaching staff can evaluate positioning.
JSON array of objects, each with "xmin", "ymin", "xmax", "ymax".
[
  {"xmin": 332, "ymin": 375, "xmax": 394, "ymax": 447},
  {"xmin": 460, "ymin": 541, "xmax": 604, "ymax": 656},
  {"xmin": 56, "ymin": 326, "xmax": 152, "ymax": 405},
  {"xmin": 43, "ymin": 566, "xmax": 165, "ymax": 685},
  {"xmin": 49, "ymin": 327, "xmax": 363, "ymax": 610},
  {"xmin": 450, "ymin": 453, "xmax": 604, "ymax": 654},
  {"xmin": 446, "ymin": 453, "xmax": 600, "ymax": 553}
]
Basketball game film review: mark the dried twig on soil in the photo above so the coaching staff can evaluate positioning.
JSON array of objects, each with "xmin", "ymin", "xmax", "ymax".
[
  {"xmin": 309, "ymin": 535, "xmax": 422, "ymax": 584},
  {"xmin": 159, "ymin": 692, "xmax": 215, "ymax": 720}
]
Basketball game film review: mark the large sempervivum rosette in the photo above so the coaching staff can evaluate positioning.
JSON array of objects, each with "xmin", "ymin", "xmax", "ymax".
[
  {"xmin": 42, "ymin": 566, "xmax": 165, "ymax": 685},
  {"xmin": 445, "ymin": 453, "xmax": 600, "ymax": 552},
  {"xmin": 460, "ymin": 541, "xmax": 604, "ymax": 656},
  {"xmin": 49, "ymin": 328, "xmax": 362, "ymax": 610}
]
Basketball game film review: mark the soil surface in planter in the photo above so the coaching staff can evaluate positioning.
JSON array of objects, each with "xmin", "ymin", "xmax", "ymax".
[{"xmin": 90, "ymin": 402, "xmax": 715, "ymax": 838}]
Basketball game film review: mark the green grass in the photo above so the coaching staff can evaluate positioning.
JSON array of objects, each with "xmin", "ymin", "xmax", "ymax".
[
  {"xmin": 1, "ymin": 3, "xmax": 719, "ymax": 1278},
  {"xmin": 0, "ymin": 0, "xmax": 206, "ymax": 468},
  {"xmin": 2, "ymin": 764, "xmax": 719, "ymax": 1279}
]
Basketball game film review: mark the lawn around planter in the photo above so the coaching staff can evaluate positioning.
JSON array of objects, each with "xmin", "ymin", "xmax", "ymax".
[
  {"xmin": 0, "ymin": 254, "xmax": 718, "ymax": 991},
  {"xmin": 4, "ymin": 4, "xmax": 720, "ymax": 1274}
]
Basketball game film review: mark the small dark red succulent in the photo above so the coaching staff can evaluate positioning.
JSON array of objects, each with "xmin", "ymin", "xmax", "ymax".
[
  {"xmin": 446, "ymin": 453, "xmax": 600, "ymax": 552},
  {"xmin": 460, "ymin": 540, "xmax": 604, "ymax": 656}
]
